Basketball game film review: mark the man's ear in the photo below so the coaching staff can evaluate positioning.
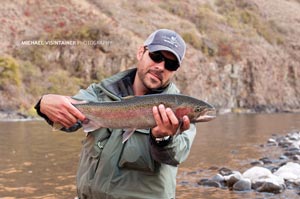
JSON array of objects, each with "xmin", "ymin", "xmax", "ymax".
[{"xmin": 136, "ymin": 46, "xmax": 145, "ymax": 61}]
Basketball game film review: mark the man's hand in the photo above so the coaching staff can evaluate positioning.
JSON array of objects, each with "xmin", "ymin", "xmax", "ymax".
[
  {"xmin": 151, "ymin": 104, "xmax": 190, "ymax": 138},
  {"xmin": 40, "ymin": 94, "xmax": 86, "ymax": 128}
]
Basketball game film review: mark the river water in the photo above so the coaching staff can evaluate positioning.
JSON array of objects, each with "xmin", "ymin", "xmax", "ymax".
[{"xmin": 0, "ymin": 113, "xmax": 300, "ymax": 199}]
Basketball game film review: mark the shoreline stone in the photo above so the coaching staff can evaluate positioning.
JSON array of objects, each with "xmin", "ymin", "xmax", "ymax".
[{"xmin": 197, "ymin": 130, "xmax": 300, "ymax": 195}]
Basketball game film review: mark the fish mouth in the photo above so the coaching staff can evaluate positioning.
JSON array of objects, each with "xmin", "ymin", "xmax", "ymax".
[{"xmin": 196, "ymin": 109, "xmax": 217, "ymax": 122}]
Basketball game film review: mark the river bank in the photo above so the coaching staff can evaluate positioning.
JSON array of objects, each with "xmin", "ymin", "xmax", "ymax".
[
  {"xmin": 0, "ymin": 110, "xmax": 38, "ymax": 121},
  {"xmin": 176, "ymin": 114, "xmax": 300, "ymax": 198}
]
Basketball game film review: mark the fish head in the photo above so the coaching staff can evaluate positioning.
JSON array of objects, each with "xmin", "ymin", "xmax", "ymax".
[
  {"xmin": 175, "ymin": 100, "xmax": 216, "ymax": 123},
  {"xmin": 192, "ymin": 105, "xmax": 216, "ymax": 122}
]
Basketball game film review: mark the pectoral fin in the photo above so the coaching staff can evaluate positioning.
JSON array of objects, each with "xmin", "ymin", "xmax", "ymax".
[{"xmin": 81, "ymin": 118, "xmax": 102, "ymax": 133}]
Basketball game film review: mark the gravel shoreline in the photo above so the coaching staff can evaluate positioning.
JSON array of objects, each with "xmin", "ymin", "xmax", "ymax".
[
  {"xmin": 197, "ymin": 131, "xmax": 300, "ymax": 195},
  {"xmin": 0, "ymin": 110, "xmax": 39, "ymax": 121}
]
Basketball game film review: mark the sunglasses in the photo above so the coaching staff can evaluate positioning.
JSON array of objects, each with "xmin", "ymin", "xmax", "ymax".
[{"xmin": 146, "ymin": 48, "xmax": 180, "ymax": 71}]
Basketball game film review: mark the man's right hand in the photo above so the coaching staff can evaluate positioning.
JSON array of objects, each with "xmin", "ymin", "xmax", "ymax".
[{"xmin": 40, "ymin": 94, "xmax": 86, "ymax": 128}]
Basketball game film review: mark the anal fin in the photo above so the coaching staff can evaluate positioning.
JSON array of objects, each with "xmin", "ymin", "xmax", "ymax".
[{"xmin": 122, "ymin": 129, "xmax": 136, "ymax": 143}]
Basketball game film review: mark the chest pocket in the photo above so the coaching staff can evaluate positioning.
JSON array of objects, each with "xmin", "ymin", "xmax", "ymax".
[{"xmin": 118, "ymin": 130, "xmax": 158, "ymax": 173}]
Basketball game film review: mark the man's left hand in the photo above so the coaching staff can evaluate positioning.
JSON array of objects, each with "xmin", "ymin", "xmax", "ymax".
[{"xmin": 151, "ymin": 104, "xmax": 190, "ymax": 138}]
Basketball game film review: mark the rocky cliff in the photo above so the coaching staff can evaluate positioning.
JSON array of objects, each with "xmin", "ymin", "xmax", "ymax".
[{"xmin": 0, "ymin": 0, "xmax": 299, "ymax": 117}]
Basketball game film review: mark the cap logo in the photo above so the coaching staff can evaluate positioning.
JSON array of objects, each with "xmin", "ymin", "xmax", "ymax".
[{"xmin": 162, "ymin": 35, "xmax": 179, "ymax": 48}]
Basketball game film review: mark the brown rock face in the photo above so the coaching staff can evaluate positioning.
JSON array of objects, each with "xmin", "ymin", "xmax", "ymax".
[{"xmin": 0, "ymin": 0, "xmax": 299, "ymax": 114}]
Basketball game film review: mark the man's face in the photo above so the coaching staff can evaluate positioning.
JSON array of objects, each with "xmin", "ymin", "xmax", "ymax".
[{"xmin": 135, "ymin": 46, "xmax": 178, "ymax": 93}]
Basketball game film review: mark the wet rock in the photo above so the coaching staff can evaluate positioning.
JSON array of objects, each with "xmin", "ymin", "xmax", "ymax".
[
  {"xmin": 187, "ymin": 171, "xmax": 198, "ymax": 175},
  {"xmin": 292, "ymin": 155, "xmax": 300, "ymax": 161},
  {"xmin": 255, "ymin": 181, "xmax": 284, "ymax": 194},
  {"xmin": 233, "ymin": 179, "xmax": 251, "ymax": 191},
  {"xmin": 250, "ymin": 160, "xmax": 263, "ymax": 166},
  {"xmin": 223, "ymin": 171, "xmax": 241, "ymax": 180},
  {"xmin": 197, "ymin": 178, "xmax": 209, "ymax": 185},
  {"xmin": 251, "ymin": 174, "xmax": 285, "ymax": 194},
  {"xmin": 264, "ymin": 165, "xmax": 279, "ymax": 173},
  {"xmin": 211, "ymin": 174, "xmax": 225, "ymax": 183},
  {"xmin": 178, "ymin": 181, "xmax": 189, "ymax": 186},
  {"xmin": 197, "ymin": 178, "xmax": 221, "ymax": 188},
  {"xmin": 208, "ymin": 166, "xmax": 219, "ymax": 170},
  {"xmin": 267, "ymin": 138, "xmax": 277, "ymax": 146},
  {"xmin": 218, "ymin": 167, "xmax": 233, "ymax": 176},
  {"xmin": 198, "ymin": 131, "xmax": 300, "ymax": 195},
  {"xmin": 285, "ymin": 180, "xmax": 296, "ymax": 189},
  {"xmin": 287, "ymin": 132, "xmax": 300, "ymax": 141},
  {"xmin": 251, "ymin": 181, "xmax": 264, "ymax": 190},
  {"xmin": 279, "ymin": 155, "xmax": 288, "ymax": 160},
  {"xmin": 284, "ymin": 151, "xmax": 297, "ymax": 157},
  {"xmin": 267, "ymin": 138, "xmax": 276, "ymax": 143},
  {"xmin": 286, "ymin": 147, "xmax": 300, "ymax": 153},
  {"xmin": 225, "ymin": 172, "xmax": 243, "ymax": 188},
  {"xmin": 274, "ymin": 162, "xmax": 300, "ymax": 183},
  {"xmin": 242, "ymin": 166, "xmax": 272, "ymax": 181},
  {"xmin": 278, "ymin": 138, "xmax": 293, "ymax": 148},
  {"xmin": 242, "ymin": 166, "xmax": 285, "ymax": 193},
  {"xmin": 259, "ymin": 157, "xmax": 273, "ymax": 164}
]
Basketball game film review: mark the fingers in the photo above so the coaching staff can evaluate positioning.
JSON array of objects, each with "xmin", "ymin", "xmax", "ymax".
[
  {"xmin": 181, "ymin": 115, "xmax": 190, "ymax": 132},
  {"xmin": 40, "ymin": 94, "xmax": 86, "ymax": 128},
  {"xmin": 152, "ymin": 105, "xmax": 161, "ymax": 126},
  {"xmin": 158, "ymin": 104, "xmax": 169, "ymax": 124},
  {"xmin": 153, "ymin": 105, "xmax": 178, "ymax": 126},
  {"xmin": 152, "ymin": 104, "xmax": 179, "ymax": 138},
  {"xmin": 59, "ymin": 108, "xmax": 78, "ymax": 127},
  {"xmin": 165, "ymin": 107, "xmax": 179, "ymax": 126},
  {"xmin": 65, "ymin": 97, "xmax": 86, "ymax": 121},
  {"xmin": 152, "ymin": 104, "xmax": 191, "ymax": 138}
]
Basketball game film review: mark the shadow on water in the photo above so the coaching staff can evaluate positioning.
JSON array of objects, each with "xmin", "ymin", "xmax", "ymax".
[{"xmin": 0, "ymin": 113, "xmax": 300, "ymax": 199}]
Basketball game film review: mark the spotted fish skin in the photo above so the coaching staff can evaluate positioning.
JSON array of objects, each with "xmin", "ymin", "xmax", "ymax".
[{"xmin": 74, "ymin": 94, "xmax": 216, "ymax": 133}]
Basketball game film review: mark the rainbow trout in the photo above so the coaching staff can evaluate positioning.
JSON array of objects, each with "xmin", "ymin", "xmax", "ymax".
[{"xmin": 74, "ymin": 94, "xmax": 216, "ymax": 142}]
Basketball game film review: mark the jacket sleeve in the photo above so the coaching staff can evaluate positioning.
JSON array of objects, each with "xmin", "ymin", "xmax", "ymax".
[
  {"xmin": 149, "ymin": 124, "xmax": 197, "ymax": 166},
  {"xmin": 34, "ymin": 98, "xmax": 54, "ymax": 126},
  {"xmin": 35, "ymin": 83, "xmax": 100, "ymax": 132}
]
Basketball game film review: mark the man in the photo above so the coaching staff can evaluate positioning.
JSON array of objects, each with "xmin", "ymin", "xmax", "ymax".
[{"xmin": 35, "ymin": 29, "xmax": 196, "ymax": 199}]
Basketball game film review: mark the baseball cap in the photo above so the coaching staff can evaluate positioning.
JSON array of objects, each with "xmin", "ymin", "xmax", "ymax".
[{"xmin": 144, "ymin": 29, "xmax": 186, "ymax": 65}]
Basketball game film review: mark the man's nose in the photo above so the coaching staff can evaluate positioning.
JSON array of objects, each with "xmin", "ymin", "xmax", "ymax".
[{"xmin": 153, "ymin": 61, "xmax": 165, "ymax": 70}]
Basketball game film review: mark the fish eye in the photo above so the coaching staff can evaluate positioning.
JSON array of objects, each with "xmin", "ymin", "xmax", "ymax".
[{"xmin": 195, "ymin": 106, "xmax": 202, "ymax": 112}]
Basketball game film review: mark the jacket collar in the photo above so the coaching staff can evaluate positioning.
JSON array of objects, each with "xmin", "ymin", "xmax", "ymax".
[{"xmin": 99, "ymin": 68, "xmax": 180, "ymax": 100}]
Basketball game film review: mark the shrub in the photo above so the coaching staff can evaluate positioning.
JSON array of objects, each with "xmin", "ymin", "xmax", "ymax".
[{"xmin": 0, "ymin": 56, "xmax": 21, "ymax": 88}]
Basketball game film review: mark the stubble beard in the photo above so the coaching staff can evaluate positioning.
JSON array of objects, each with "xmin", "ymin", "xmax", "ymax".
[{"xmin": 139, "ymin": 69, "xmax": 164, "ymax": 92}]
